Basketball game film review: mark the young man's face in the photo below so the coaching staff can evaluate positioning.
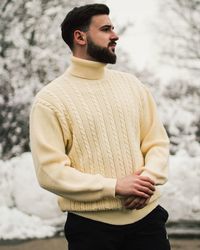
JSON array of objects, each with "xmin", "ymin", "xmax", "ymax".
[{"xmin": 85, "ymin": 14, "xmax": 119, "ymax": 64}]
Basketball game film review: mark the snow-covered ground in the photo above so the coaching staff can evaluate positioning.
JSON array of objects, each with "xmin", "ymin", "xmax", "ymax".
[
  {"xmin": 0, "ymin": 153, "xmax": 66, "ymax": 240},
  {"xmin": 0, "ymin": 152, "xmax": 200, "ymax": 240}
]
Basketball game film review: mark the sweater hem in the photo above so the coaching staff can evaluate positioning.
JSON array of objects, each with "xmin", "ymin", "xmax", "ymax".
[{"xmin": 72, "ymin": 199, "xmax": 159, "ymax": 225}]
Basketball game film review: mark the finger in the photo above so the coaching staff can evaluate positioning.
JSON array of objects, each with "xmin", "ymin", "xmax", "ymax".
[
  {"xmin": 135, "ymin": 198, "xmax": 147, "ymax": 210},
  {"xmin": 124, "ymin": 196, "xmax": 139, "ymax": 207},
  {"xmin": 136, "ymin": 197, "xmax": 151, "ymax": 210},
  {"xmin": 139, "ymin": 176, "xmax": 155, "ymax": 186},
  {"xmin": 124, "ymin": 196, "xmax": 135, "ymax": 206},
  {"xmin": 132, "ymin": 189, "xmax": 151, "ymax": 199},
  {"xmin": 125, "ymin": 197, "xmax": 141, "ymax": 210},
  {"xmin": 138, "ymin": 180, "xmax": 155, "ymax": 191},
  {"xmin": 133, "ymin": 183, "xmax": 154, "ymax": 196},
  {"xmin": 124, "ymin": 196, "xmax": 137, "ymax": 207},
  {"xmin": 137, "ymin": 185, "xmax": 154, "ymax": 196}
]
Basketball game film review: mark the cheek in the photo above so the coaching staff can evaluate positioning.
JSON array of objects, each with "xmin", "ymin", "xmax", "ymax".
[
  {"xmin": 97, "ymin": 37, "xmax": 109, "ymax": 47},
  {"xmin": 89, "ymin": 34, "xmax": 109, "ymax": 46}
]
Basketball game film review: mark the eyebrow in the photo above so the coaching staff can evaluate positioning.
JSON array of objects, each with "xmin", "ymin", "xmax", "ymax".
[{"xmin": 100, "ymin": 24, "xmax": 114, "ymax": 30}]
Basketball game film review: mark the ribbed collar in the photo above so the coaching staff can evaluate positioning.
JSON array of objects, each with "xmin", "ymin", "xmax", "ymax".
[{"xmin": 66, "ymin": 56, "xmax": 106, "ymax": 80}]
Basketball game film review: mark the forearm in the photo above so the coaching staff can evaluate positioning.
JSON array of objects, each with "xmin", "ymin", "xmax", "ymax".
[
  {"xmin": 141, "ymin": 133, "xmax": 170, "ymax": 185},
  {"xmin": 35, "ymin": 156, "xmax": 117, "ymax": 202},
  {"xmin": 140, "ymin": 86, "xmax": 170, "ymax": 185}
]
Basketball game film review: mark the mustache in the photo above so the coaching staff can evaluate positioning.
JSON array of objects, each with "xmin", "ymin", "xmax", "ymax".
[{"xmin": 108, "ymin": 41, "xmax": 117, "ymax": 47}]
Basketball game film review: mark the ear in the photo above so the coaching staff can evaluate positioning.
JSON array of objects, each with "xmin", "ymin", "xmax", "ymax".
[{"xmin": 74, "ymin": 30, "xmax": 86, "ymax": 46}]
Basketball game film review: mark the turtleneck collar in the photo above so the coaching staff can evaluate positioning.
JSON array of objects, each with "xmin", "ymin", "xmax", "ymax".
[{"xmin": 66, "ymin": 56, "xmax": 106, "ymax": 80}]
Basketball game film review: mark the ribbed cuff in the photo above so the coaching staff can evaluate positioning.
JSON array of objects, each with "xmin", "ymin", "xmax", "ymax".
[{"xmin": 102, "ymin": 178, "xmax": 117, "ymax": 198}]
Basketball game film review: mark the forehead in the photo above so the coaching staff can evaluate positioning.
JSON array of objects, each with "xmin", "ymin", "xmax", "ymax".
[{"xmin": 90, "ymin": 14, "xmax": 113, "ymax": 28}]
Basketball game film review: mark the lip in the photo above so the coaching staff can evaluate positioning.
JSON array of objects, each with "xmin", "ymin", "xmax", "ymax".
[
  {"xmin": 109, "ymin": 42, "xmax": 117, "ymax": 47},
  {"xmin": 108, "ymin": 43, "xmax": 117, "ymax": 52}
]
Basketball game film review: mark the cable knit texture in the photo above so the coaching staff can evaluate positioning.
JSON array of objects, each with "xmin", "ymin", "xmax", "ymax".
[{"xmin": 30, "ymin": 56, "xmax": 169, "ymax": 225}]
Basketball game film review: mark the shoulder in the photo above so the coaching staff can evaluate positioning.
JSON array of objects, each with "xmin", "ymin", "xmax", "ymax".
[
  {"xmin": 106, "ymin": 68, "xmax": 148, "ymax": 92},
  {"xmin": 107, "ymin": 68, "xmax": 141, "ymax": 84},
  {"xmin": 36, "ymin": 74, "xmax": 65, "ymax": 98},
  {"xmin": 32, "ymin": 73, "xmax": 67, "ymax": 111}
]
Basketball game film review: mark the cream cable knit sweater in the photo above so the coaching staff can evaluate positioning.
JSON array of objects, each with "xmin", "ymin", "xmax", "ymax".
[{"xmin": 30, "ymin": 56, "xmax": 169, "ymax": 225}]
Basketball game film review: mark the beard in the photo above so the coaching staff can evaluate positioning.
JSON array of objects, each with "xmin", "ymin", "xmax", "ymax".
[{"xmin": 87, "ymin": 37, "xmax": 117, "ymax": 64}]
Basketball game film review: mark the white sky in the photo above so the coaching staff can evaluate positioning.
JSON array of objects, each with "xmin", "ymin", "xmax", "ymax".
[
  {"xmin": 104, "ymin": 0, "xmax": 188, "ymax": 81},
  {"xmin": 105, "ymin": 0, "xmax": 159, "ymax": 69}
]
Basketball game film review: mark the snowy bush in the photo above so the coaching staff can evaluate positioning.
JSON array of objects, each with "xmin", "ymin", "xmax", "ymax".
[
  {"xmin": 161, "ymin": 153, "xmax": 200, "ymax": 221},
  {"xmin": 0, "ymin": 153, "xmax": 66, "ymax": 240},
  {"xmin": 0, "ymin": 0, "xmax": 91, "ymax": 159},
  {"xmin": 160, "ymin": 79, "xmax": 200, "ymax": 156},
  {"xmin": 0, "ymin": 86, "xmax": 30, "ymax": 159}
]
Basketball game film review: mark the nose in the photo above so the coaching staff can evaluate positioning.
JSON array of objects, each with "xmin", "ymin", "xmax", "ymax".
[{"xmin": 111, "ymin": 31, "xmax": 119, "ymax": 41}]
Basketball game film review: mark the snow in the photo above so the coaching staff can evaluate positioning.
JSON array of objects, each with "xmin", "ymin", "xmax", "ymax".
[
  {"xmin": 0, "ymin": 152, "xmax": 200, "ymax": 240},
  {"xmin": 160, "ymin": 153, "xmax": 200, "ymax": 221},
  {"xmin": 0, "ymin": 207, "xmax": 56, "ymax": 240},
  {"xmin": 0, "ymin": 153, "xmax": 66, "ymax": 240}
]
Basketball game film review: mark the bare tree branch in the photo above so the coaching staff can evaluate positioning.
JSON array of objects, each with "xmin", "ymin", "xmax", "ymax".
[{"xmin": 158, "ymin": 0, "xmax": 200, "ymax": 72}]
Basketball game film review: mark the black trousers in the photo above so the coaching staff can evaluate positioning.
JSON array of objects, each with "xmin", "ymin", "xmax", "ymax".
[{"xmin": 64, "ymin": 205, "xmax": 171, "ymax": 250}]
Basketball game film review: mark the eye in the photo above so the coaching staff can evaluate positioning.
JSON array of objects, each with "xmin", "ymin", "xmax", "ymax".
[{"xmin": 102, "ymin": 27, "xmax": 110, "ymax": 32}]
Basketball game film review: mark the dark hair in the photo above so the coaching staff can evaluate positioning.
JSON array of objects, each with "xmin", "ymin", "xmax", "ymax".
[{"xmin": 61, "ymin": 4, "xmax": 110, "ymax": 50}]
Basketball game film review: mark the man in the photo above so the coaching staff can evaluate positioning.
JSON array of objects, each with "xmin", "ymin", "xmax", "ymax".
[{"xmin": 30, "ymin": 3, "xmax": 170, "ymax": 250}]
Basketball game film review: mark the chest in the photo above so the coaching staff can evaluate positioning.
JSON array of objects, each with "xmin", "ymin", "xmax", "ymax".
[{"xmin": 62, "ymin": 79, "xmax": 141, "ymax": 131}]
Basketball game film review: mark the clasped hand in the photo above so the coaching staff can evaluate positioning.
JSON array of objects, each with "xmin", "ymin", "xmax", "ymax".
[{"xmin": 115, "ymin": 170, "xmax": 155, "ymax": 210}]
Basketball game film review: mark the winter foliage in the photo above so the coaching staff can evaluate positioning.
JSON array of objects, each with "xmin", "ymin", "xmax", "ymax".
[{"xmin": 0, "ymin": 0, "xmax": 90, "ymax": 159}]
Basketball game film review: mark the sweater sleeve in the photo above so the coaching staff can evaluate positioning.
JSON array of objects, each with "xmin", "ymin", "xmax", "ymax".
[
  {"xmin": 29, "ymin": 100, "xmax": 116, "ymax": 202},
  {"xmin": 140, "ymin": 86, "xmax": 170, "ymax": 185}
]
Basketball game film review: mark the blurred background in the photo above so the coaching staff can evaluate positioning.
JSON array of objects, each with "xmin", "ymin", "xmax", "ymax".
[{"xmin": 0, "ymin": 0, "xmax": 200, "ymax": 242}]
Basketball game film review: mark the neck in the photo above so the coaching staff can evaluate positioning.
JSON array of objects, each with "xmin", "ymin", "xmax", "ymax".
[{"xmin": 67, "ymin": 56, "xmax": 106, "ymax": 80}]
